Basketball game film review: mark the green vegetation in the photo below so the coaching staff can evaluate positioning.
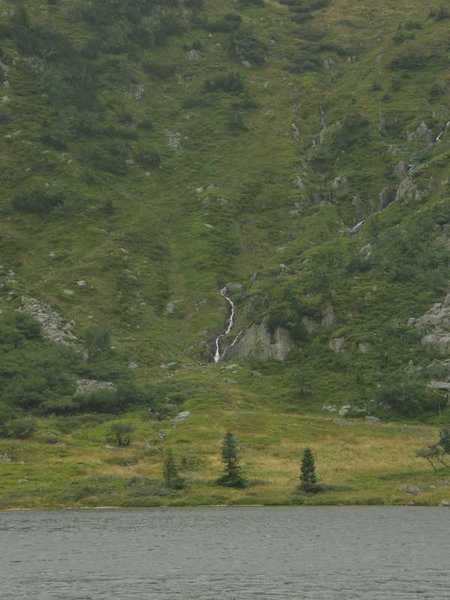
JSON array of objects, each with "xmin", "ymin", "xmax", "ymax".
[
  {"xmin": 0, "ymin": 0, "xmax": 449, "ymax": 507},
  {"xmin": 217, "ymin": 432, "xmax": 247, "ymax": 489},
  {"xmin": 300, "ymin": 448, "xmax": 318, "ymax": 493}
]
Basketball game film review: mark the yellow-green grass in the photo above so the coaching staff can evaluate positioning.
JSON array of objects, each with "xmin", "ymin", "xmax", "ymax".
[{"xmin": 1, "ymin": 398, "xmax": 449, "ymax": 510}]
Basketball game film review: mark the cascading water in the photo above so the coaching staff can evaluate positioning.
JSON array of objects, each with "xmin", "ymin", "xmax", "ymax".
[{"xmin": 214, "ymin": 287, "xmax": 236, "ymax": 363}]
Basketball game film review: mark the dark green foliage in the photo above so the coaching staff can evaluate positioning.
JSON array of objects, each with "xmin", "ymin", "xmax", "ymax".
[
  {"xmin": 390, "ymin": 50, "xmax": 428, "ymax": 70},
  {"xmin": 0, "ymin": 313, "xmax": 79, "ymax": 412},
  {"xmin": 217, "ymin": 432, "xmax": 247, "ymax": 488},
  {"xmin": 300, "ymin": 447, "xmax": 318, "ymax": 492},
  {"xmin": 84, "ymin": 327, "xmax": 111, "ymax": 359},
  {"xmin": 83, "ymin": 141, "xmax": 129, "ymax": 176},
  {"xmin": 239, "ymin": 0, "xmax": 264, "ymax": 6},
  {"xmin": 439, "ymin": 429, "xmax": 450, "ymax": 454},
  {"xmin": 163, "ymin": 450, "xmax": 185, "ymax": 489},
  {"xmin": 202, "ymin": 13, "xmax": 242, "ymax": 33},
  {"xmin": 0, "ymin": 417, "xmax": 37, "ymax": 439},
  {"xmin": 11, "ymin": 189, "xmax": 65, "ymax": 216},
  {"xmin": 230, "ymin": 30, "xmax": 267, "ymax": 65},
  {"xmin": 136, "ymin": 150, "xmax": 161, "ymax": 169},
  {"xmin": 110, "ymin": 422, "xmax": 135, "ymax": 447},
  {"xmin": 429, "ymin": 6, "xmax": 450, "ymax": 20},
  {"xmin": 143, "ymin": 61, "xmax": 177, "ymax": 79},
  {"xmin": 335, "ymin": 113, "xmax": 370, "ymax": 149},
  {"xmin": 375, "ymin": 380, "xmax": 446, "ymax": 417},
  {"xmin": 205, "ymin": 73, "xmax": 245, "ymax": 94}
]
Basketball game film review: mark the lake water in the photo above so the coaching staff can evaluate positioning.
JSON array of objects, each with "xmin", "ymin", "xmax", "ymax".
[{"xmin": 1, "ymin": 507, "xmax": 449, "ymax": 599}]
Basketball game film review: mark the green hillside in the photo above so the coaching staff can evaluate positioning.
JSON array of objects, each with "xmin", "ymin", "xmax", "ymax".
[{"xmin": 0, "ymin": 0, "xmax": 449, "ymax": 508}]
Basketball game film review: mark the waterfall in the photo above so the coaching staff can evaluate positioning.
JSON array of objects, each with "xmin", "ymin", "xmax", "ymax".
[{"xmin": 214, "ymin": 287, "xmax": 236, "ymax": 363}]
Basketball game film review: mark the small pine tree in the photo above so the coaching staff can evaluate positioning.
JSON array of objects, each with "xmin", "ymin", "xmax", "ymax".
[
  {"xmin": 439, "ymin": 429, "xmax": 450, "ymax": 454},
  {"xmin": 300, "ymin": 447, "xmax": 318, "ymax": 492},
  {"xmin": 163, "ymin": 450, "xmax": 184, "ymax": 490},
  {"xmin": 217, "ymin": 432, "xmax": 247, "ymax": 488}
]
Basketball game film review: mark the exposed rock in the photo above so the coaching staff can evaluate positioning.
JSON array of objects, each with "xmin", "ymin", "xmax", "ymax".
[
  {"xmin": 166, "ymin": 130, "xmax": 182, "ymax": 151},
  {"xmin": 407, "ymin": 122, "xmax": 434, "ymax": 145},
  {"xmin": 413, "ymin": 291, "xmax": 450, "ymax": 354},
  {"xmin": 20, "ymin": 296, "xmax": 77, "ymax": 346},
  {"xmin": 329, "ymin": 337, "xmax": 346, "ymax": 353},
  {"xmin": 75, "ymin": 379, "xmax": 115, "ymax": 396},
  {"xmin": 302, "ymin": 316, "xmax": 318, "ymax": 335},
  {"xmin": 395, "ymin": 177, "xmax": 422, "ymax": 204},
  {"xmin": 394, "ymin": 161, "xmax": 408, "ymax": 179},
  {"xmin": 171, "ymin": 411, "xmax": 191, "ymax": 426},
  {"xmin": 339, "ymin": 405, "xmax": 351, "ymax": 417},
  {"xmin": 365, "ymin": 416, "xmax": 381, "ymax": 424},
  {"xmin": 322, "ymin": 404, "xmax": 338, "ymax": 413},
  {"xmin": 429, "ymin": 381, "xmax": 450, "ymax": 391},
  {"xmin": 331, "ymin": 175, "xmax": 348, "ymax": 196},
  {"xmin": 440, "ymin": 500, "xmax": 450, "ymax": 507},
  {"xmin": 187, "ymin": 49, "xmax": 201, "ymax": 61},
  {"xmin": 228, "ymin": 322, "xmax": 293, "ymax": 361},
  {"xmin": 402, "ymin": 485, "xmax": 421, "ymax": 496},
  {"xmin": 358, "ymin": 342, "xmax": 371, "ymax": 354},
  {"xmin": 165, "ymin": 301, "xmax": 178, "ymax": 315},
  {"xmin": 321, "ymin": 305, "xmax": 336, "ymax": 328},
  {"xmin": 359, "ymin": 243, "xmax": 372, "ymax": 259}
]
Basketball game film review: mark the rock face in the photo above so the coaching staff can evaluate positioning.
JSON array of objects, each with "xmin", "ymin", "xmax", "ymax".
[
  {"xmin": 329, "ymin": 337, "xmax": 346, "ymax": 353},
  {"xmin": 227, "ymin": 322, "xmax": 293, "ymax": 361},
  {"xmin": 75, "ymin": 379, "xmax": 115, "ymax": 396},
  {"xmin": 20, "ymin": 296, "xmax": 77, "ymax": 346},
  {"xmin": 395, "ymin": 177, "xmax": 422, "ymax": 204},
  {"xmin": 411, "ymin": 291, "xmax": 450, "ymax": 354}
]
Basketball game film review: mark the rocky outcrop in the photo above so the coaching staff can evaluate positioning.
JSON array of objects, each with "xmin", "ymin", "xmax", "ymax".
[
  {"xmin": 410, "ymin": 291, "xmax": 450, "ymax": 354},
  {"xmin": 227, "ymin": 322, "xmax": 293, "ymax": 361},
  {"xmin": 75, "ymin": 379, "xmax": 115, "ymax": 396},
  {"xmin": 395, "ymin": 177, "xmax": 422, "ymax": 204},
  {"xmin": 20, "ymin": 296, "xmax": 77, "ymax": 346}
]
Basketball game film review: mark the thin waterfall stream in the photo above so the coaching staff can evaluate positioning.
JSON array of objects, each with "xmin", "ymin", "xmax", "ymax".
[{"xmin": 214, "ymin": 287, "xmax": 236, "ymax": 363}]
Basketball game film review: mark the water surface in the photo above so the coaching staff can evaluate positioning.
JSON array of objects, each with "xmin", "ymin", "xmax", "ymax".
[{"xmin": 1, "ymin": 507, "xmax": 449, "ymax": 599}]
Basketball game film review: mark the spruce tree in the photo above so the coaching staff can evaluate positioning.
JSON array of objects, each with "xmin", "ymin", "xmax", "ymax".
[
  {"xmin": 163, "ymin": 450, "xmax": 184, "ymax": 490},
  {"xmin": 300, "ymin": 447, "xmax": 318, "ymax": 492},
  {"xmin": 217, "ymin": 432, "xmax": 247, "ymax": 488}
]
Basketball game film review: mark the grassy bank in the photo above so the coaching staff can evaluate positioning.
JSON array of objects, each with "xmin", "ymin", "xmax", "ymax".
[{"xmin": 1, "ymin": 369, "xmax": 449, "ymax": 509}]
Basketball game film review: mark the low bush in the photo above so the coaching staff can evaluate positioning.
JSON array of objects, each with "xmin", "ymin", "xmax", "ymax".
[
  {"xmin": 11, "ymin": 189, "xmax": 65, "ymax": 216},
  {"xmin": 204, "ymin": 73, "xmax": 244, "ymax": 94}
]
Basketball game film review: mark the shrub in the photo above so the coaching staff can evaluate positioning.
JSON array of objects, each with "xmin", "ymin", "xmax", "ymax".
[
  {"xmin": 11, "ymin": 189, "xmax": 65, "ymax": 215},
  {"xmin": 217, "ymin": 432, "xmax": 247, "ymax": 488},
  {"xmin": 2, "ymin": 417, "xmax": 37, "ymax": 439},
  {"xmin": 84, "ymin": 327, "xmax": 111, "ymax": 359},
  {"xmin": 110, "ymin": 422, "xmax": 135, "ymax": 447},
  {"xmin": 163, "ymin": 450, "xmax": 185, "ymax": 490},
  {"xmin": 390, "ymin": 50, "xmax": 427, "ymax": 70},
  {"xmin": 230, "ymin": 30, "xmax": 267, "ymax": 65},
  {"xmin": 375, "ymin": 381, "xmax": 446, "ymax": 417},
  {"xmin": 335, "ymin": 113, "xmax": 370, "ymax": 149},
  {"xmin": 204, "ymin": 73, "xmax": 244, "ymax": 94},
  {"xmin": 300, "ymin": 447, "xmax": 320, "ymax": 493},
  {"xmin": 203, "ymin": 13, "xmax": 241, "ymax": 33},
  {"xmin": 84, "ymin": 141, "xmax": 129, "ymax": 175},
  {"xmin": 143, "ymin": 61, "xmax": 176, "ymax": 79},
  {"xmin": 136, "ymin": 150, "xmax": 161, "ymax": 169},
  {"xmin": 14, "ymin": 313, "xmax": 41, "ymax": 339}
]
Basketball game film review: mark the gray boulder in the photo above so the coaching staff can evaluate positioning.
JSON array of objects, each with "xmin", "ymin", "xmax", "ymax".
[{"xmin": 228, "ymin": 322, "xmax": 293, "ymax": 361}]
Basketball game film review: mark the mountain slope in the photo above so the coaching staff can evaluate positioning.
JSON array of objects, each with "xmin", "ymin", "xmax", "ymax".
[{"xmin": 0, "ymin": 0, "xmax": 449, "ymax": 507}]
